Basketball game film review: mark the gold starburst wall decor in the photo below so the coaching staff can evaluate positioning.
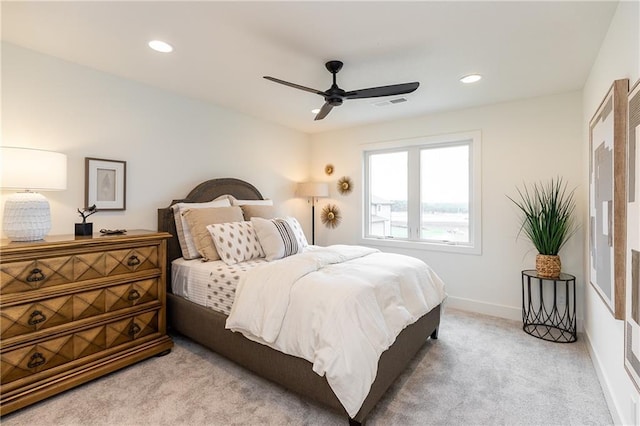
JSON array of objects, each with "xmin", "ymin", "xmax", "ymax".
[
  {"xmin": 325, "ymin": 164, "xmax": 334, "ymax": 176},
  {"xmin": 337, "ymin": 176, "xmax": 353, "ymax": 195},
  {"xmin": 321, "ymin": 204, "xmax": 341, "ymax": 228}
]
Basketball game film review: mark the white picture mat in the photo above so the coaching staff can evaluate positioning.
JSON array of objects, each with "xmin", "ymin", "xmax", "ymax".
[{"xmin": 589, "ymin": 91, "xmax": 616, "ymax": 313}]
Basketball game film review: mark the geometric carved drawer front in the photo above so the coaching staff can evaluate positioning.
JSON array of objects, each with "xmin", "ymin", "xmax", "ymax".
[
  {"xmin": 1, "ymin": 310, "xmax": 160, "ymax": 385},
  {"xmin": 103, "ymin": 279, "xmax": 159, "ymax": 314},
  {"xmin": 1, "ymin": 334, "xmax": 75, "ymax": 384},
  {"xmin": 1, "ymin": 295, "xmax": 74, "ymax": 340},
  {"xmin": 1, "ymin": 278, "xmax": 159, "ymax": 340},
  {"xmin": 0, "ymin": 245, "xmax": 159, "ymax": 295},
  {"xmin": 105, "ymin": 311, "xmax": 158, "ymax": 349}
]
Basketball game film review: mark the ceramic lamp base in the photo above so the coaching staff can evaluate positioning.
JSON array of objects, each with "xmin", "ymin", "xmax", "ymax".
[{"xmin": 2, "ymin": 192, "xmax": 51, "ymax": 241}]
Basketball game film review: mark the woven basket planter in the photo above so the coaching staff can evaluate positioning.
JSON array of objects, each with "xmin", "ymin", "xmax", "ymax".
[{"xmin": 536, "ymin": 254, "xmax": 561, "ymax": 278}]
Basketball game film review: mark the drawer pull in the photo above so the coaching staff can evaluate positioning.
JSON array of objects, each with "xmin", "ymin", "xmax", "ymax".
[
  {"xmin": 128, "ymin": 323, "xmax": 141, "ymax": 337},
  {"xmin": 127, "ymin": 289, "xmax": 141, "ymax": 301},
  {"xmin": 27, "ymin": 310, "xmax": 47, "ymax": 326},
  {"xmin": 26, "ymin": 268, "xmax": 46, "ymax": 282},
  {"xmin": 27, "ymin": 352, "xmax": 46, "ymax": 369},
  {"xmin": 127, "ymin": 255, "xmax": 140, "ymax": 266}
]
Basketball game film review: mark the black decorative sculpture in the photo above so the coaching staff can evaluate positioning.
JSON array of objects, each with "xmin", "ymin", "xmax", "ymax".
[{"xmin": 75, "ymin": 204, "xmax": 97, "ymax": 236}]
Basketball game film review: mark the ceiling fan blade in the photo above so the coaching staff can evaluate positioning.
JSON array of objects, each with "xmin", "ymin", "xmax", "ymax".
[
  {"xmin": 263, "ymin": 76, "xmax": 326, "ymax": 96},
  {"xmin": 314, "ymin": 102, "xmax": 334, "ymax": 121},
  {"xmin": 344, "ymin": 82, "xmax": 419, "ymax": 99}
]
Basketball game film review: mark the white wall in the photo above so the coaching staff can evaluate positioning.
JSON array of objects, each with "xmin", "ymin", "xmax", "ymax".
[
  {"xmin": 310, "ymin": 91, "xmax": 585, "ymax": 321},
  {"xmin": 3, "ymin": 4, "xmax": 638, "ymax": 421},
  {"xmin": 1, "ymin": 43, "xmax": 311, "ymax": 236},
  {"xmin": 582, "ymin": 1, "xmax": 640, "ymax": 425}
]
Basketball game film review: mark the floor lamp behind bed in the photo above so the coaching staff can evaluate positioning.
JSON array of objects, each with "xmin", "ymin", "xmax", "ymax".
[{"xmin": 296, "ymin": 182, "xmax": 329, "ymax": 245}]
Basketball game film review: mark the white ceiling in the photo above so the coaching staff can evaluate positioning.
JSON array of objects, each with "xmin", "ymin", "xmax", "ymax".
[{"xmin": 1, "ymin": 1, "xmax": 618, "ymax": 134}]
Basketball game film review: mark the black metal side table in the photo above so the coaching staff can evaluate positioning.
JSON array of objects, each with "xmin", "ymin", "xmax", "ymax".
[{"xmin": 521, "ymin": 270, "xmax": 577, "ymax": 343}]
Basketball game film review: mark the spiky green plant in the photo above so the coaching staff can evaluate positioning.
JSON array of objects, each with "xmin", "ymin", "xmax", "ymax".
[{"xmin": 507, "ymin": 178, "xmax": 577, "ymax": 255}]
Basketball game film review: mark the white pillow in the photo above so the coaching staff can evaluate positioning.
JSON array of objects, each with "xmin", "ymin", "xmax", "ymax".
[
  {"xmin": 207, "ymin": 221, "xmax": 265, "ymax": 265},
  {"xmin": 251, "ymin": 217, "xmax": 307, "ymax": 261},
  {"xmin": 232, "ymin": 199, "xmax": 273, "ymax": 206},
  {"xmin": 172, "ymin": 198, "xmax": 231, "ymax": 259}
]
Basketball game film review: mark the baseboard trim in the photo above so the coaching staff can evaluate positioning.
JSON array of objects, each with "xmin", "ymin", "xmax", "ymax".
[
  {"xmin": 445, "ymin": 296, "xmax": 521, "ymax": 321},
  {"xmin": 446, "ymin": 295, "xmax": 585, "ymax": 332},
  {"xmin": 583, "ymin": 329, "xmax": 623, "ymax": 425}
]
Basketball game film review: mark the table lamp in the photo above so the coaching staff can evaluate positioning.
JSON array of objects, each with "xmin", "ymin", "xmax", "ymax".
[
  {"xmin": 1, "ymin": 147, "xmax": 68, "ymax": 241},
  {"xmin": 296, "ymin": 182, "xmax": 329, "ymax": 245}
]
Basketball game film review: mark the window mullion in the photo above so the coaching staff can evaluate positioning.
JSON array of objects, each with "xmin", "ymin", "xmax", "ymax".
[{"xmin": 407, "ymin": 147, "xmax": 421, "ymax": 240}]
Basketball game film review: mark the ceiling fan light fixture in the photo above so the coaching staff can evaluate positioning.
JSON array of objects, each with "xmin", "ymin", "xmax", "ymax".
[
  {"xmin": 460, "ymin": 74, "xmax": 482, "ymax": 84},
  {"xmin": 148, "ymin": 40, "xmax": 173, "ymax": 53}
]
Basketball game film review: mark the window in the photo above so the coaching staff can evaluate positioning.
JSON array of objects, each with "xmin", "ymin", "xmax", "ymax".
[{"xmin": 363, "ymin": 131, "xmax": 481, "ymax": 254}]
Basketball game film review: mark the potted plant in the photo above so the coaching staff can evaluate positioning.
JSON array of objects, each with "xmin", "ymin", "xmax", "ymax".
[
  {"xmin": 508, "ymin": 177, "xmax": 577, "ymax": 278},
  {"xmin": 75, "ymin": 204, "xmax": 97, "ymax": 236}
]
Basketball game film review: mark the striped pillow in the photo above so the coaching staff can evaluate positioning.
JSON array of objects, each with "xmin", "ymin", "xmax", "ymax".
[
  {"xmin": 251, "ymin": 217, "xmax": 305, "ymax": 261},
  {"xmin": 285, "ymin": 216, "xmax": 308, "ymax": 248}
]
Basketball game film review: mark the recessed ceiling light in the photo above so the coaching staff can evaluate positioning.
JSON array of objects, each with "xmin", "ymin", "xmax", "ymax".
[
  {"xmin": 148, "ymin": 40, "xmax": 173, "ymax": 53},
  {"xmin": 460, "ymin": 74, "xmax": 482, "ymax": 84},
  {"xmin": 311, "ymin": 108, "xmax": 320, "ymax": 114}
]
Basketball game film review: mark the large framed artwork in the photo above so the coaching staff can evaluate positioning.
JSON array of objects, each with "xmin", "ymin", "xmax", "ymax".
[
  {"xmin": 625, "ymin": 78, "xmax": 640, "ymax": 391},
  {"xmin": 85, "ymin": 157, "xmax": 127, "ymax": 210},
  {"xmin": 589, "ymin": 78, "xmax": 628, "ymax": 320}
]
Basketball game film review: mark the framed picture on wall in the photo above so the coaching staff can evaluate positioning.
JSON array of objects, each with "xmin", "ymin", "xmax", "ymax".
[
  {"xmin": 85, "ymin": 157, "xmax": 126, "ymax": 210},
  {"xmin": 625, "ymin": 78, "xmax": 640, "ymax": 391},
  {"xmin": 588, "ymin": 78, "xmax": 628, "ymax": 320}
]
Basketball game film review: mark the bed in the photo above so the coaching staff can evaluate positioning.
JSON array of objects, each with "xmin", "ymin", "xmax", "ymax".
[{"xmin": 157, "ymin": 178, "xmax": 443, "ymax": 425}]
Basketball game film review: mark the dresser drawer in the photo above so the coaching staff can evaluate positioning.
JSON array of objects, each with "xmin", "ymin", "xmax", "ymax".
[
  {"xmin": 1, "ymin": 278, "xmax": 160, "ymax": 340},
  {"xmin": 0, "ymin": 245, "xmax": 159, "ymax": 295},
  {"xmin": 1, "ymin": 310, "xmax": 159, "ymax": 385}
]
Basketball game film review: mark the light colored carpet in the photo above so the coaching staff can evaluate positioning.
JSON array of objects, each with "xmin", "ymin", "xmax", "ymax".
[{"xmin": 2, "ymin": 308, "xmax": 612, "ymax": 425}]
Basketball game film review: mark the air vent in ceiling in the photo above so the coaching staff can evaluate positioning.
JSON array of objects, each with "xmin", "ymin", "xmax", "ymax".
[{"xmin": 372, "ymin": 97, "xmax": 408, "ymax": 107}]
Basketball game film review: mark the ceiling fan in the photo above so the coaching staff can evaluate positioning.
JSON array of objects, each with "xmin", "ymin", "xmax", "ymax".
[{"xmin": 263, "ymin": 60, "xmax": 420, "ymax": 121}]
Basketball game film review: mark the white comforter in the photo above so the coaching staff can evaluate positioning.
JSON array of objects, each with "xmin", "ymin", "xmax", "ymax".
[{"xmin": 225, "ymin": 245, "xmax": 446, "ymax": 417}]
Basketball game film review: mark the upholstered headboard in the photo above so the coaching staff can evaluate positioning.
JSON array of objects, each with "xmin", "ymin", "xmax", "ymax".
[{"xmin": 157, "ymin": 178, "xmax": 263, "ymax": 291}]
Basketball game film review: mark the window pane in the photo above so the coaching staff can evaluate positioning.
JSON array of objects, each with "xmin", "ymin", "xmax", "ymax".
[
  {"xmin": 420, "ymin": 145, "xmax": 469, "ymax": 242},
  {"xmin": 369, "ymin": 151, "xmax": 408, "ymax": 238}
]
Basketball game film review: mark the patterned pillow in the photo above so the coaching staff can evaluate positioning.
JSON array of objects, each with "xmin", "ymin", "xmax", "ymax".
[
  {"xmin": 207, "ymin": 221, "xmax": 265, "ymax": 265},
  {"xmin": 172, "ymin": 197, "xmax": 231, "ymax": 259},
  {"xmin": 251, "ymin": 217, "xmax": 307, "ymax": 261}
]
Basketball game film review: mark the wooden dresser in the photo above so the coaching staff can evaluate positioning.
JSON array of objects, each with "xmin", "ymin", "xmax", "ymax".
[{"xmin": 0, "ymin": 230, "xmax": 173, "ymax": 415}]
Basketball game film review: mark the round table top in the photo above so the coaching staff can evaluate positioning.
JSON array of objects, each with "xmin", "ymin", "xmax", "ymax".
[{"xmin": 522, "ymin": 270, "xmax": 575, "ymax": 280}]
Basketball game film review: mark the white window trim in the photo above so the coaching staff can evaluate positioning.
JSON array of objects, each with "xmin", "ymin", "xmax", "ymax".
[{"xmin": 360, "ymin": 131, "xmax": 482, "ymax": 255}]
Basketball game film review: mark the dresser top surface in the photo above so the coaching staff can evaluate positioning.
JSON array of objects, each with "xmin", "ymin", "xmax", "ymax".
[{"xmin": 1, "ymin": 230, "xmax": 171, "ymax": 251}]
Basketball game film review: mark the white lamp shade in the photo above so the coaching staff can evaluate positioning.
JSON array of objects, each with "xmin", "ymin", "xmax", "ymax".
[
  {"xmin": 1, "ymin": 147, "xmax": 67, "ymax": 191},
  {"xmin": 1, "ymin": 147, "xmax": 67, "ymax": 241},
  {"xmin": 296, "ymin": 182, "xmax": 329, "ymax": 198}
]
